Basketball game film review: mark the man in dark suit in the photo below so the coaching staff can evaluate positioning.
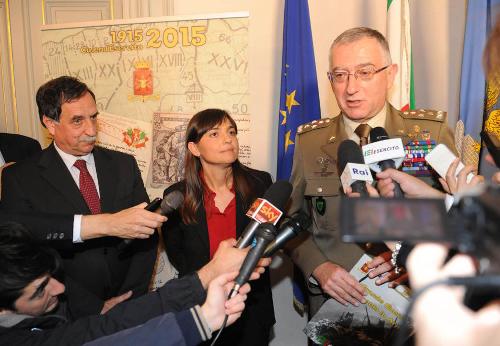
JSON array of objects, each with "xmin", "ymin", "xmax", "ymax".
[
  {"xmin": 0, "ymin": 133, "xmax": 41, "ymax": 195},
  {"xmin": 0, "ymin": 132, "xmax": 41, "ymax": 163},
  {"xmin": 1, "ymin": 76, "xmax": 158, "ymax": 318}
]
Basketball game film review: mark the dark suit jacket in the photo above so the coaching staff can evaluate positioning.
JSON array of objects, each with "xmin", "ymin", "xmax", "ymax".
[
  {"xmin": 0, "ymin": 211, "xmax": 73, "ymax": 242},
  {"xmin": 1, "ymin": 144, "xmax": 157, "ymax": 317},
  {"xmin": 162, "ymin": 167, "xmax": 275, "ymax": 346},
  {"xmin": 0, "ymin": 133, "xmax": 41, "ymax": 163}
]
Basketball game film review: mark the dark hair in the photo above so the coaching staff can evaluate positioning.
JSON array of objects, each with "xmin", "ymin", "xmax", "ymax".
[
  {"xmin": 0, "ymin": 222, "xmax": 61, "ymax": 310},
  {"xmin": 182, "ymin": 109, "xmax": 253, "ymax": 224},
  {"xmin": 36, "ymin": 76, "xmax": 95, "ymax": 127}
]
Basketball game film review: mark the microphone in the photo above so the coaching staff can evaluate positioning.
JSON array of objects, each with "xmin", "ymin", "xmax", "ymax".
[
  {"xmin": 338, "ymin": 139, "xmax": 373, "ymax": 196},
  {"xmin": 425, "ymin": 144, "xmax": 475, "ymax": 183},
  {"xmin": 363, "ymin": 127, "xmax": 405, "ymax": 197},
  {"xmin": 159, "ymin": 190, "xmax": 184, "ymax": 215},
  {"xmin": 262, "ymin": 212, "xmax": 312, "ymax": 257},
  {"xmin": 232, "ymin": 223, "xmax": 277, "ymax": 295},
  {"xmin": 118, "ymin": 190, "xmax": 184, "ymax": 250},
  {"xmin": 236, "ymin": 180, "xmax": 292, "ymax": 249}
]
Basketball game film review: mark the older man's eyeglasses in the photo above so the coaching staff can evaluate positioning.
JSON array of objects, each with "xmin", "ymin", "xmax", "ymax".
[{"xmin": 327, "ymin": 65, "xmax": 390, "ymax": 83}]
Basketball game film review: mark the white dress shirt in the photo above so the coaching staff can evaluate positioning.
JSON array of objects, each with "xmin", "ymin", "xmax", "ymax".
[
  {"xmin": 54, "ymin": 143, "xmax": 101, "ymax": 243},
  {"xmin": 343, "ymin": 103, "xmax": 388, "ymax": 144}
]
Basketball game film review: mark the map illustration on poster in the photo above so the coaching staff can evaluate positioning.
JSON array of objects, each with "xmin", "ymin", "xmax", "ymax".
[{"xmin": 41, "ymin": 12, "xmax": 251, "ymax": 195}]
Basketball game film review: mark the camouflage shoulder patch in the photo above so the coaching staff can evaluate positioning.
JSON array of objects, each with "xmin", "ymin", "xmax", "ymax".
[
  {"xmin": 297, "ymin": 118, "xmax": 333, "ymax": 135},
  {"xmin": 401, "ymin": 109, "xmax": 447, "ymax": 123}
]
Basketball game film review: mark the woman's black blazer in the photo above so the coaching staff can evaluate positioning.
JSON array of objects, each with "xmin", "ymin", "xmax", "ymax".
[{"xmin": 162, "ymin": 167, "xmax": 276, "ymax": 339}]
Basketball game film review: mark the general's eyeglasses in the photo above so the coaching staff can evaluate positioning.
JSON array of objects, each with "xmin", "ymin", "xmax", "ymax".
[{"xmin": 327, "ymin": 65, "xmax": 390, "ymax": 83}]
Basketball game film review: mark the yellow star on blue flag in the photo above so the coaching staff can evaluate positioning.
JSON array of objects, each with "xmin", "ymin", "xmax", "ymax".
[
  {"xmin": 284, "ymin": 130, "xmax": 294, "ymax": 153},
  {"xmin": 286, "ymin": 90, "xmax": 300, "ymax": 114},
  {"xmin": 280, "ymin": 110, "xmax": 287, "ymax": 125}
]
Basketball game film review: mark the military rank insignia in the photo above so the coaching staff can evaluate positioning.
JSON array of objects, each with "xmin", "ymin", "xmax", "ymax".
[{"xmin": 401, "ymin": 139, "xmax": 436, "ymax": 177}]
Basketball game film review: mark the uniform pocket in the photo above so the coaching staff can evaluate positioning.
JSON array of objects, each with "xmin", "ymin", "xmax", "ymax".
[
  {"xmin": 304, "ymin": 177, "xmax": 340, "ymax": 197},
  {"xmin": 304, "ymin": 177, "xmax": 341, "ymax": 230}
]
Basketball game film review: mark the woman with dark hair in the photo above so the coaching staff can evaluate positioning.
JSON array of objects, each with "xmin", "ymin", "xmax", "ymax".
[{"xmin": 162, "ymin": 108, "xmax": 275, "ymax": 345}]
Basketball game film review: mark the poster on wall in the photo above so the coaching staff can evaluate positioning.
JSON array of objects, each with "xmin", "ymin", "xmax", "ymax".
[{"xmin": 41, "ymin": 12, "xmax": 251, "ymax": 195}]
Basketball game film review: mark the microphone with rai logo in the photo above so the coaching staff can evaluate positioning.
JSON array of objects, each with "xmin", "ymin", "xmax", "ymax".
[{"xmin": 338, "ymin": 139, "xmax": 374, "ymax": 196}]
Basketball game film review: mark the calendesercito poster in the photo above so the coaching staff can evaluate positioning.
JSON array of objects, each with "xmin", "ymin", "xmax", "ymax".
[{"xmin": 41, "ymin": 13, "xmax": 251, "ymax": 194}]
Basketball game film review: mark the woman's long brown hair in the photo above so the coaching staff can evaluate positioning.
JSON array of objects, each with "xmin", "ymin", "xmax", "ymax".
[{"xmin": 181, "ymin": 109, "xmax": 254, "ymax": 224}]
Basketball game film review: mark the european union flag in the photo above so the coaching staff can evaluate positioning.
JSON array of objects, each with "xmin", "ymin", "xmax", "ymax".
[
  {"xmin": 459, "ymin": 0, "xmax": 500, "ymax": 171},
  {"xmin": 277, "ymin": 0, "xmax": 321, "ymax": 180}
]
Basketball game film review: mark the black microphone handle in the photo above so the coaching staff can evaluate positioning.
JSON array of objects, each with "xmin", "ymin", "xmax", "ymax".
[
  {"xmin": 117, "ymin": 198, "xmax": 162, "ymax": 251},
  {"xmin": 234, "ymin": 227, "xmax": 276, "ymax": 287},
  {"xmin": 263, "ymin": 225, "xmax": 298, "ymax": 257},
  {"xmin": 235, "ymin": 220, "xmax": 260, "ymax": 249},
  {"xmin": 351, "ymin": 180, "xmax": 369, "ymax": 196},
  {"xmin": 379, "ymin": 160, "xmax": 404, "ymax": 198}
]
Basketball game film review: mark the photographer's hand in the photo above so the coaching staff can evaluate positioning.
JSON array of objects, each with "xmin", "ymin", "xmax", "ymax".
[
  {"xmin": 345, "ymin": 183, "xmax": 379, "ymax": 198},
  {"xmin": 376, "ymin": 169, "xmax": 444, "ymax": 199},
  {"xmin": 440, "ymin": 158, "xmax": 484, "ymax": 195},
  {"xmin": 200, "ymin": 271, "xmax": 250, "ymax": 331}
]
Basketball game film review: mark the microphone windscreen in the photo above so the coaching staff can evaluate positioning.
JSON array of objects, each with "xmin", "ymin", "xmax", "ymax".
[
  {"xmin": 262, "ymin": 180, "xmax": 292, "ymax": 210},
  {"xmin": 369, "ymin": 126, "xmax": 390, "ymax": 143},
  {"xmin": 338, "ymin": 139, "xmax": 365, "ymax": 173},
  {"xmin": 292, "ymin": 211, "xmax": 312, "ymax": 231},
  {"xmin": 160, "ymin": 190, "xmax": 184, "ymax": 214}
]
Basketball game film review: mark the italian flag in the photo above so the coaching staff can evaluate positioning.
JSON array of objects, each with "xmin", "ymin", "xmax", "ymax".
[{"xmin": 387, "ymin": 0, "xmax": 415, "ymax": 111}]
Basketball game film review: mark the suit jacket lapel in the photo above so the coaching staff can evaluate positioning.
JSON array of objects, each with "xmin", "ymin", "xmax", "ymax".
[
  {"xmin": 39, "ymin": 144, "xmax": 90, "ymax": 213},
  {"xmin": 93, "ymin": 147, "xmax": 116, "ymax": 212}
]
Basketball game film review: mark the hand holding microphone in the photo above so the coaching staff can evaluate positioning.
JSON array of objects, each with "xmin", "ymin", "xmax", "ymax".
[
  {"xmin": 118, "ymin": 190, "xmax": 184, "ymax": 250},
  {"xmin": 338, "ymin": 139, "xmax": 374, "ymax": 196},
  {"xmin": 362, "ymin": 127, "xmax": 406, "ymax": 198},
  {"xmin": 376, "ymin": 168, "xmax": 446, "ymax": 199},
  {"xmin": 231, "ymin": 223, "xmax": 277, "ymax": 296},
  {"xmin": 425, "ymin": 144, "xmax": 483, "ymax": 195},
  {"xmin": 197, "ymin": 238, "xmax": 272, "ymax": 289}
]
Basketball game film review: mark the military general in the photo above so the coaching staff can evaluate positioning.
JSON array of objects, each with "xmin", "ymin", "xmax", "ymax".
[{"xmin": 286, "ymin": 27, "xmax": 456, "ymax": 317}]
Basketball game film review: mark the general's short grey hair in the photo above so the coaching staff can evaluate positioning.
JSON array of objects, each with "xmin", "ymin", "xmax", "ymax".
[{"xmin": 329, "ymin": 27, "xmax": 392, "ymax": 69}]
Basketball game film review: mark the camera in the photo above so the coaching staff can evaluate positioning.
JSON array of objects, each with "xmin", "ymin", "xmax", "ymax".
[{"xmin": 340, "ymin": 184, "xmax": 500, "ymax": 273}]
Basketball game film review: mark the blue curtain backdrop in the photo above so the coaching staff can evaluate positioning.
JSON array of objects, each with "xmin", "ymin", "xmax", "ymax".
[
  {"xmin": 459, "ymin": 0, "xmax": 500, "ymax": 170},
  {"xmin": 276, "ymin": 0, "xmax": 321, "ymax": 180}
]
